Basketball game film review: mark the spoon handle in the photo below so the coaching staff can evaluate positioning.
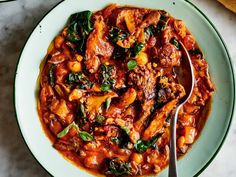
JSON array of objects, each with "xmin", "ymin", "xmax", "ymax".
[{"xmin": 168, "ymin": 106, "xmax": 181, "ymax": 177}]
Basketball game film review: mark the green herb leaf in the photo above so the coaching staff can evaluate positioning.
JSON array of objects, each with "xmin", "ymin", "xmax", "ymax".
[
  {"xmin": 100, "ymin": 84, "xmax": 111, "ymax": 91},
  {"xmin": 99, "ymin": 64, "xmax": 116, "ymax": 90},
  {"xmin": 48, "ymin": 64, "xmax": 56, "ymax": 87},
  {"xmin": 57, "ymin": 122, "xmax": 79, "ymax": 138},
  {"xmin": 109, "ymin": 27, "xmax": 129, "ymax": 43},
  {"xmin": 121, "ymin": 126, "xmax": 130, "ymax": 135},
  {"xmin": 67, "ymin": 11, "xmax": 93, "ymax": 53},
  {"xmin": 96, "ymin": 114, "xmax": 105, "ymax": 125},
  {"xmin": 67, "ymin": 72, "xmax": 94, "ymax": 89},
  {"xmin": 170, "ymin": 38, "xmax": 180, "ymax": 49},
  {"xmin": 157, "ymin": 21, "xmax": 167, "ymax": 31},
  {"xmin": 134, "ymin": 136, "xmax": 159, "ymax": 153},
  {"xmin": 80, "ymin": 104, "xmax": 86, "ymax": 117},
  {"xmin": 105, "ymin": 158, "xmax": 132, "ymax": 177},
  {"xmin": 130, "ymin": 42, "xmax": 144, "ymax": 58},
  {"xmin": 106, "ymin": 98, "xmax": 111, "ymax": 111},
  {"xmin": 127, "ymin": 60, "xmax": 137, "ymax": 71},
  {"xmin": 79, "ymin": 131, "xmax": 94, "ymax": 141},
  {"xmin": 189, "ymin": 49, "xmax": 203, "ymax": 57}
]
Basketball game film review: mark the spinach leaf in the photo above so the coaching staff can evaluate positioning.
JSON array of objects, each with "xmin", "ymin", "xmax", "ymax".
[
  {"xmin": 189, "ymin": 49, "xmax": 203, "ymax": 57},
  {"xmin": 170, "ymin": 37, "xmax": 180, "ymax": 49},
  {"xmin": 120, "ymin": 126, "xmax": 130, "ymax": 135},
  {"xmin": 145, "ymin": 25, "xmax": 157, "ymax": 36},
  {"xmin": 130, "ymin": 42, "xmax": 144, "ymax": 58},
  {"xmin": 79, "ymin": 131, "xmax": 94, "ymax": 141},
  {"xmin": 67, "ymin": 72, "xmax": 94, "ymax": 89},
  {"xmin": 57, "ymin": 122, "xmax": 79, "ymax": 138},
  {"xmin": 96, "ymin": 114, "xmax": 105, "ymax": 125},
  {"xmin": 77, "ymin": 104, "xmax": 88, "ymax": 128},
  {"xmin": 104, "ymin": 158, "xmax": 132, "ymax": 177},
  {"xmin": 112, "ymin": 46, "xmax": 128, "ymax": 60},
  {"xmin": 106, "ymin": 97, "xmax": 111, "ymax": 111},
  {"xmin": 157, "ymin": 21, "xmax": 167, "ymax": 31},
  {"xmin": 67, "ymin": 11, "xmax": 93, "ymax": 53},
  {"xmin": 134, "ymin": 136, "xmax": 159, "ymax": 153},
  {"xmin": 99, "ymin": 65, "xmax": 116, "ymax": 91},
  {"xmin": 48, "ymin": 64, "xmax": 56, "ymax": 87},
  {"xmin": 127, "ymin": 60, "xmax": 137, "ymax": 71},
  {"xmin": 109, "ymin": 27, "xmax": 129, "ymax": 43}
]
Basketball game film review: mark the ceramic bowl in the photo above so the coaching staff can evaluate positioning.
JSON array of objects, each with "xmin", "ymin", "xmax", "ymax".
[{"xmin": 14, "ymin": 0, "xmax": 235, "ymax": 176}]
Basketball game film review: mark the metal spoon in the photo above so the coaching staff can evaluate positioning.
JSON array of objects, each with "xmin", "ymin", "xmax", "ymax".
[{"xmin": 168, "ymin": 41, "xmax": 195, "ymax": 177}]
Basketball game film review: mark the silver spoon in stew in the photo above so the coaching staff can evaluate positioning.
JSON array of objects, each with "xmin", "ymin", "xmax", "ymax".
[{"xmin": 168, "ymin": 41, "xmax": 195, "ymax": 177}]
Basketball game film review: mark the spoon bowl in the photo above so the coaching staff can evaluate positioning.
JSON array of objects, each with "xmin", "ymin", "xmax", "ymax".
[{"xmin": 168, "ymin": 41, "xmax": 195, "ymax": 177}]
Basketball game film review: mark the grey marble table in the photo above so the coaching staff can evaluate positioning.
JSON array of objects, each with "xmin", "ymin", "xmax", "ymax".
[{"xmin": 0, "ymin": 0, "xmax": 235, "ymax": 177}]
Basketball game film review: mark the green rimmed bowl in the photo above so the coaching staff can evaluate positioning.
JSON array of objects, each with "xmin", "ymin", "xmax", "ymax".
[{"xmin": 14, "ymin": 0, "xmax": 235, "ymax": 176}]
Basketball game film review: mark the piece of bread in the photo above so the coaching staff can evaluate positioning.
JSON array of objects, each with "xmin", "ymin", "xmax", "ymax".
[{"xmin": 218, "ymin": 0, "xmax": 236, "ymax": 13}]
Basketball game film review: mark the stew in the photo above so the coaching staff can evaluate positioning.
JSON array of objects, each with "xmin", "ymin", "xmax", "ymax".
[{"xmin": 38, "ymin": 4, "xmax": 214, "ymax": 176}]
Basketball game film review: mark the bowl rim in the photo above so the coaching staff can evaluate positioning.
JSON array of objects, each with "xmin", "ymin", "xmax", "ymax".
[{"xmin": 13, "ymin": 0, "xmax": 235, "ymax": 177}]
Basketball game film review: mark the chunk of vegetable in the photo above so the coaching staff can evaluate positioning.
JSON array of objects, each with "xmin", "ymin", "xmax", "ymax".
[
  {"xmin": 67, "ymin": 61, "xmax": 82, "ymax": 73},
  {"xmin": 79, "ymin": 131, "xmax": 94, "ymax": 141},
  {"xmin": 135, "ymin": 51, "xmax": 148, "ymax": 66},
  {"xmin": 51, "ymin": 99, "xmax": 70, "ymax": 119},
  {"xmin": 142, "ymin": 99, "xmax": 177, "ymax": 140},
  {"xmin": 183, "ymin": 126, "xmax": 197, "ymax": 144},
  {"xmin": 68, "ymin": 89, "xmax": 83, "ymax": 101}
]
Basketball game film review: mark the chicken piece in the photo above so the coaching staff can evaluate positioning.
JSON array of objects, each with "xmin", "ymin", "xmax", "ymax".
[
  {"xmin": 142, "ymin": 99, "xmax": 178, "ymax": 141},
  {"xmin": 139, "ymin": 11, "xmax": 161, "ymax": 29},
  {"xmin": 50, "ymin": 99, "xmax": 70, "ymax": 119},
  {"xmin": 134, "ymin": 99, "xmax": 155, "ymax": 131},
  {"xmin": 85, "ymin": 16, "xmax": 114, "ymax": 73},
  {"xmin": 86, "ymin": 92, "xmax": 118, "ymax": 114},
  {"xmin": 106, "ymin": 88, "xmax": 137, "ymax": 117}
]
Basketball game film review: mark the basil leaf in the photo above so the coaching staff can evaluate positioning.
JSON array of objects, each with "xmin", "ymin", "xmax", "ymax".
[
  {"xmin": 134, "ymin": 136, "xmax": 159, "ymax": 153},
  {"xmin": 57, "ymin": 122, "xmax": 79, "ymax": 138},
  {"xmin": 48, "ymin": 64, "xmax": 56, "ymax": 87},
  {"xmin": 106, "ymin": 98, "xmax": 111, "ymax": 111},
  {"xmin": 127, "ymin": 60, "xmax": 137, "ymax": 71},
  {"xmin": 170, "ymin": 38, "xmax": 180, "ymax": 49},
  {"xmin": 130, "ymin": 42, "xmax": 144, "ymax": 58},
  {"xmin": 96, "ymin": 114, "xmax": 105, "ymax": 125},
  {"xmin": 79, "ymin": 131, "xmax": 94, "ymax": 141},
  {"xmin": 100, "ymin": 84, "xmax": 111, "ymax": 91}
]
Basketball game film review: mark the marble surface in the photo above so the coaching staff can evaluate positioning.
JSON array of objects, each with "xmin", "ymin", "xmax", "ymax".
[{"xmin": 0, "ymin": 0, "xmax": 235, "ymax": 177}]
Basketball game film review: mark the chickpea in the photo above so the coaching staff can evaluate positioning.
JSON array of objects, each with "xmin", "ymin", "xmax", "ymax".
[
  {"xmin": 135, "ymin": 52, "xmax": 148, "ymax": 66},
  {"xmin": 68, "ymin": 89, "xmax": 83, "ymax": 101},
  {"xmin": 75, "ymin": 54, "xmax": 83, "ymax": 62},
  {"xmin": 177, "ymin": 136, "xmax": 185, "ymax": 149},
  {"xmin": 67, "ymin": 61, "xmax": 82, "ymax": 73},
  {"xmin": 131, "ymin": 153, "xmax": 143, "ymax": 164},
  {"xmin": 54, "ymin": 35, "xmax": 64, "ymax": 49}
]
